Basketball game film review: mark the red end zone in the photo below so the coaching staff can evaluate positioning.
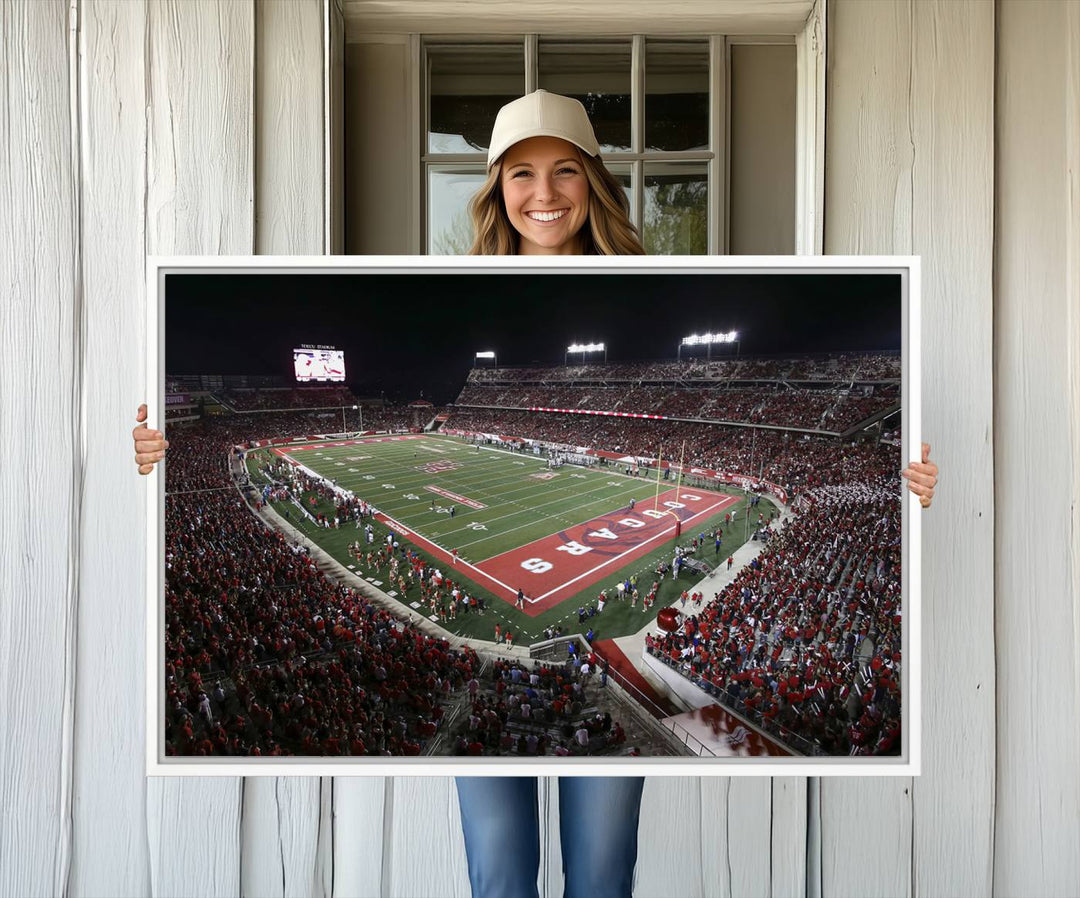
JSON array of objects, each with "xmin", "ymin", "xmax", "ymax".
[{"xmin": 477, "ymin": 487, "xmax": 738, "ymax": 615}]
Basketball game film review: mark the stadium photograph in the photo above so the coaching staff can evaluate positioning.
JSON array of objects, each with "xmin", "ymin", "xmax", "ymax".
[{"xmin": 155, "ymin": 264, "xmax": 910, "ymax": 767}]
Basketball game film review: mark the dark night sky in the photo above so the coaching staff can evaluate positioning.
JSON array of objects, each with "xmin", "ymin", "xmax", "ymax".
[{"xmin": 166, "ymin": 272, "xmax": 901, "ymax": 405}]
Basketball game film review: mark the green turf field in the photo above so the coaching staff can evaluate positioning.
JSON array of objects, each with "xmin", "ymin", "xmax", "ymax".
[{"xmin": 247, "ymin": 434, "xmax": 776, "ymax": 643}]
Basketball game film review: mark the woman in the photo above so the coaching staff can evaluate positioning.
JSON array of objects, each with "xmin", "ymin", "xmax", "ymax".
[
  {"xmin": 447, "ymin": 91, "xmax": 649, "ymax": 898},
  {"xmin": 133, "ymin": 90, "xmax": 939, "ymax": 898},
  {"xmin": 467, "ymin": 90, "xmax": 643, "ymax": 257}
]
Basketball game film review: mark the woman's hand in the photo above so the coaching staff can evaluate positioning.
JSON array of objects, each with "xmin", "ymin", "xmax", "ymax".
[
  {"xmin": 133, "ymin": 404, "xmax": 169, "ymax": 475},
  {"xmin": 901, "ymin": 442, "xmax": 938, "ymax": 508}
]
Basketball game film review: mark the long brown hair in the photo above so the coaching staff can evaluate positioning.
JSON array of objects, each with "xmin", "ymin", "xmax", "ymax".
[{"xmin": 468, "ymin": 150, "xmax": 645, "ymax": 255}]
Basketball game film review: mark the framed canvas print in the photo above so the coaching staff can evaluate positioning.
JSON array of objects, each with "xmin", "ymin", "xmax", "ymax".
[{"xmin": 146, "ymin": 255, "xmax": 920, "ymax": 776}]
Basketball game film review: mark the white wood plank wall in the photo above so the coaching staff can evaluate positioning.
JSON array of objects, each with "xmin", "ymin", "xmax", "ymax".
[
  {"xmin": 0, "ymin": 4, "xmax": 78, "ymax": 898},
  {"xmin": 824, "ymin": 2, "xmax": 996, "ymax": 896},
  {"xmin": 0, "ymin": 2, "xmax": 1077, "ymax": 897},
  {"xmin": 72, "ymin": 2, "xmax": 151, "ymax": 895},
  {"xmin": 247, "ymin": 4, "xmax": 329, "ymax": 898},
  {"xmin": 143, "ymin": 0, "xmax": 252, "ymax": 895},
  {"xmin": 994, "ymin": 1, "xmax": 1080, "ymax": 893}
]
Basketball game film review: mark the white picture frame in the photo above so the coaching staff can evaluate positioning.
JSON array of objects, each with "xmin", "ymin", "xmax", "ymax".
[{"xmin": 146, "ymin": 254, "xmax": 920, "ymax": 777}]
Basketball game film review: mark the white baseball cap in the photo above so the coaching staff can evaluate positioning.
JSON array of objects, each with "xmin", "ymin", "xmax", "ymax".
[{"xmin": 486, "ymin": 90, "xmax": 601, "ymax": 169}]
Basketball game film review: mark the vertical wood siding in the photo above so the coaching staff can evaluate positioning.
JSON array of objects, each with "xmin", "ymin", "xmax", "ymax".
[
  {"xmin": 825, "ymin": 7, "xmax": 916, "ymax": 890},
  {"xmin": 255, "ymin": 0, "xmax": 325, "ymax": 256},
  {"xmin": 71, "ymin": 2, "xmax": 152, "ymax": 896},
  {"xmin": 245, "ymin": 3, "xmax": 330, "ymax": 897},
  {"xmin": 382, "ymin": 777, "xmax": 471, "ymax": 897},
  {"xmin": 0, "ymin": 2, "xmax": 78, "ymax": 897},
  {"xmin": 994, "ymin": 1, "xmax": 1080, "ymax": 892},
  {"xmin": 143, "ymin": 1, "xmax": 253, "ymax": 895},
  {"xmin": 1, "ymin": 2, "xmax": 1077, "ymax": 897},
  {"xmin": 333, "ymin": 779, "xmax": 388, "ymax": 897},
  {"xmin": 825, "ymin": 2, "xmax": 996, "ymax": 897},
  {"xmin": 907, "ymin": 4, "xmax": 996, "ymax": 894}
]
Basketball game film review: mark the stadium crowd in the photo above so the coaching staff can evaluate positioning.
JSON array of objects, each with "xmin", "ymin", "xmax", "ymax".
[
  {"xmin": 466, "ymin": 352, "xmax": 900, "ymax": 385},
  {"xmin": 448, "ymin": 658, "xmax": 630, "ymax": 757},
  {"xmin": 455, "ymin": 380, "xmax": 897, "ymax": 432},
  {"xmin": 446, "ymin": 409, "xmax": 898, "ymax": 501},
  {"xmin": 647, "ymin": 481, "xmax": 902, "ymax": 755},
  {"xmin": 221, "ymin": 386, "xmax": 363, "ymax": 411},
  {"xmin": 164, "ymin": 416, "xmax": 481, "ymax": 756}
]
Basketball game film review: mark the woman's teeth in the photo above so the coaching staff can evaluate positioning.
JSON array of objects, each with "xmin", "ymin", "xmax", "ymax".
[{"xmin": 527, "ymin": 210, "xmax": 567, "ymax": 222}]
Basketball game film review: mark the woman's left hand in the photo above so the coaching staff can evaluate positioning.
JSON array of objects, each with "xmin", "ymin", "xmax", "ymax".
[{"xmin": 902, "ymin": 442, "xmax": 938, "ymax": 508}]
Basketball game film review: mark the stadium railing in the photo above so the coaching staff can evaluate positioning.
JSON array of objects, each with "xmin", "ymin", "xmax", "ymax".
[
  {"xmin": 658, "ymin": 718, "xmax": 721, "ymax": 758},
  {"xmin": 646, "ymin": 647, "xmax": 824, "ymax": 757}
]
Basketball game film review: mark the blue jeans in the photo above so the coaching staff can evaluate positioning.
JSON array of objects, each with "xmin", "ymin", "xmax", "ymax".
[{"xmin": 455, "ymin": 776, "xmax": 646, "ymax": 898}]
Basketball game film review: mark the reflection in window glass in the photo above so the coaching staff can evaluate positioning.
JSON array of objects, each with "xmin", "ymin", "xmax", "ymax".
[
  {"xmin": 645, "ymin": 40, "xmax": 709, "ymax": 152},
  {"xmin": 428, "ymin": 44, "xmax": 524, "ymax": 154},
  {"xmin": 428, "ymin": 168, "xmax": 487, "ymax": 254},
  {"xmin": 538, "ymin": 41, "xmax": 632, "ymax": 153},
  {"xmin": 605, "ymin": 164, "xmax": 634, "ymax": 219},
  {"xmin": 643, "ymin": 164, "xmax": 707, "ymax": 255}
]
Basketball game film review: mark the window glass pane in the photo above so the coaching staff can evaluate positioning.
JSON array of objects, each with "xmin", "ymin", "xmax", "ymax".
[
  {"xmin": 538, "ymin": 40, "xmax": 632, "ymax": 153},
  {"xmin": 643, "ymin": 163, "xmax": 707, "ymax": 255},
  {"xmin": 428, "ymin": 167, "xmax": 487, "ymax": 254},
  {"xmin": 427, "ymin": 44, "xmax": 524, "ymax": 154},
  {"xmin": 645, "ymin": 40, "xmax": 709, "ymax": 152}
]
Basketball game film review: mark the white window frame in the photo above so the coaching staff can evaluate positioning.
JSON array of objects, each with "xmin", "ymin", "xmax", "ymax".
[{"xmin": 405, "ymin": 1, "xmax": 825, "ymax": 256}]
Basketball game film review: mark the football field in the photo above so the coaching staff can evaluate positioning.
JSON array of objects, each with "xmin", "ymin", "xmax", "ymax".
[{"xmin": 252, "ymin": 434, "xmax": 757, "ymax": 639}]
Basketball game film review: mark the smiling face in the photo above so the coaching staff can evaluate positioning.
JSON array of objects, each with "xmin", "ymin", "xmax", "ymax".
[{"xmin": 499, "ymin": 136, "xmax": 591, "ymax": 255}]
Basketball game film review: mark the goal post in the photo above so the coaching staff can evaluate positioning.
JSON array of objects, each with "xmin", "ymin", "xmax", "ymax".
[{"xmin": 652, "ymin": 440, "xmax": 688, "ymax": 545}]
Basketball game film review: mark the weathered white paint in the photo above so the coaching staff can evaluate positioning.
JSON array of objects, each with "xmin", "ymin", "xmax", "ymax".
[
  {"xmin": 71, "ymin": 2, "xmax": 152, "ymax": 896},
  {"xmin": 3, "ymin": 2, "xmax": 1079, "ymax": 897},
  {"xmin": 144, "ymin": 2, "xmax": 253, "ymax": 896},
  {"xmin": 255, "ymin": 0, "xmax": 325, "ymax": 256},
  {"xmin": 994, "ymin": 1, "xmax": 1080, "ymax": 893},
  {"xmin": 824, "ymin": 2, "xmax": 996, "ymax": 897},
  {"xmin": 825, "ymin": 9, "xmax": 913, "ymax": 893},
  {"xmin": 342, "ymin": 0, "xmax": 816, "ymax": 40},
  {"xmin": 246, "ymin": 3, "xmax": 331, "ymax": 896},
  {"xmin": 636, "ymin": 777, "xmax": 717, "ymax": 897},
  {"xmin": 328, "ymin": 0, "xmax": 346, "ymax": 254},
  {"xmin": 794, "ymin": 0, "xmax": 824, "ymax": 254},
  {"xmin": 0, "ymin": 3, "xmax": 77, "ymax": 897},
  {"xmin": 332, "ymin": 779, "xmax": 387, "ymax": 897},
  {"xmin": 771, "ymin": 777, "xmax": 809, "ymax": 896},
  {"xmin": 1068, "ymin": 5, "xmax": 1080, "ymax": 804},
  {"xmin": 906, "ymin": 4, "xmax": 996, "ymax": 894},
  {"xmin": 384, "ymin": 777, "xmax": 471, "ymax": 897}
]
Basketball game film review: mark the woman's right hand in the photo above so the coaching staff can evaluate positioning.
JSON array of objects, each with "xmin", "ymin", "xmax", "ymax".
[{"xmin": 133, "ymin": 403, "xmax": 169, "ymax": 474}]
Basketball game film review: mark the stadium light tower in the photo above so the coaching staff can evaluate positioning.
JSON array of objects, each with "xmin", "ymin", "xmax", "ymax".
[
  {"xmin": 566, "ymin": 342, "xmax": 606, "ymax": 365},
  {"xmin": 677, "ymin": 330, "xmax": 739, "ymax": 360},
  {"xmin": 475, "ymin": 350, "xmax": 497, "ymax": 368}
]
